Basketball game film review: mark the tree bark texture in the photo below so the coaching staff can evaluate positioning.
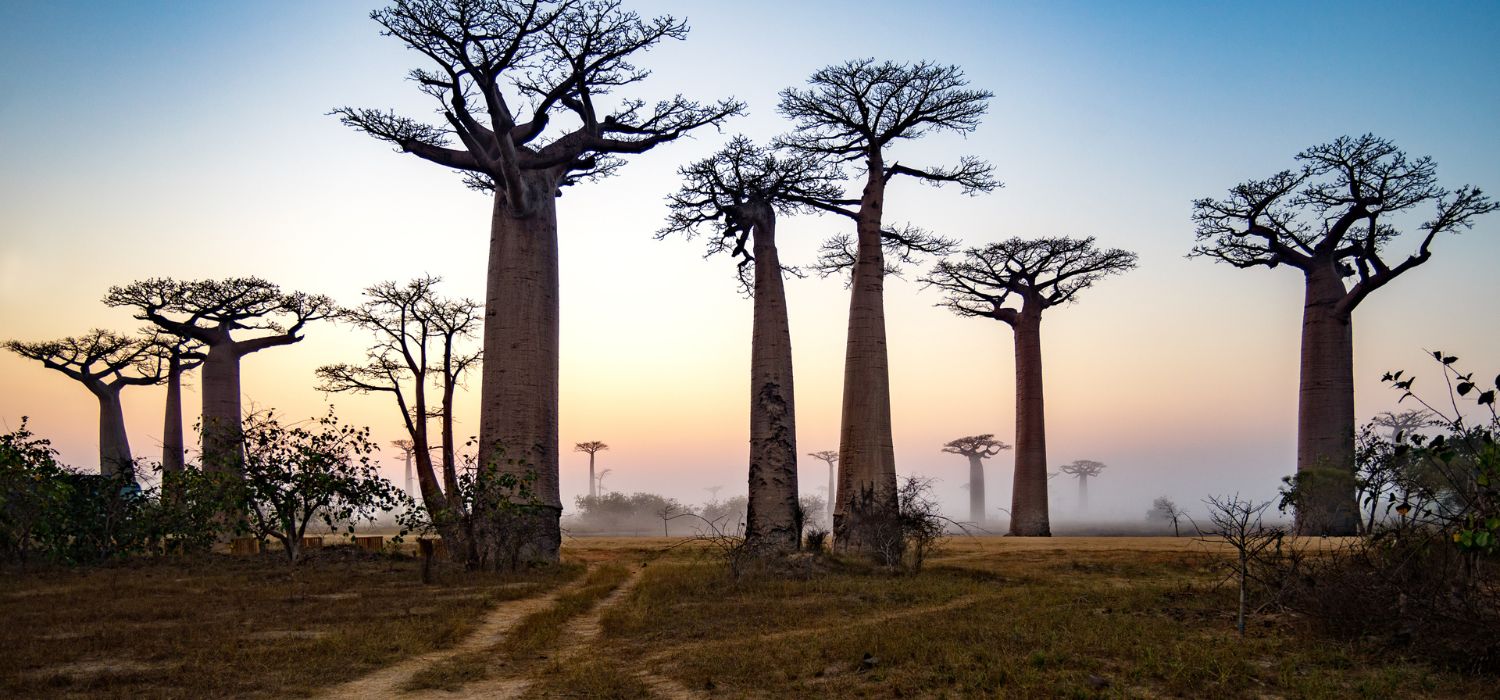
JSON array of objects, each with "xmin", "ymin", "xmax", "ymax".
[
  {"xmin": 95, "ymin": 389, "xmax": 133, "ymax": 479},
  {"xmin": 1010, "ymin": 312, "xmax": 1051, "ymax": 536},
  {"xmin": 162, "ymin": 354, "xmax": 185, "ymax": 476},
  {"xmin": 199, "ymin": 345, "xmax": 243, "ymax": 474},
  {"xmin": 834, "ymin": 165, "xmax": 899, "ymax": 551},
  {"xmin": 476, "ymin": 180, "xmax": 562, "ymax": 565},
  {"xmin": 743, "ymin": 212, "xmax": 800, "ymax": 554},
  {"xmin": 1294, "ymin": 267, "xmax": 1358, "ymax": 535}
]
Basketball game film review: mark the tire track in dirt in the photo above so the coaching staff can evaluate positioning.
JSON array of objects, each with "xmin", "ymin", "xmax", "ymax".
[{"xmin": 316, "ymin": 578, "xmax": 583, "ymax": 700}]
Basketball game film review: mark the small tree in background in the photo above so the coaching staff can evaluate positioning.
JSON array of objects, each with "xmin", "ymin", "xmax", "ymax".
[
  {"xmin": 5, "ymin": 330, "xmax": 165, "ymax": 480},
  {"xmin": 1058, "ymin": 459, "xmax": 1107, "ymax": 511},
  {"xmin": 1146, "ymin": 496, "xmax": 1184, "ymax": 536},
  {"xmin": 941, "ymin": 434, "xmax": 1010, "ymax": 522},
  {"xmin": 1202, "ymin": 494, "xmax": 1284, "ymax": 636},
  {"xmin": 923, "ymin": 236, "xmax": 1136, "ymax": 535},
  {"xmin": 807, "ymin": 450, "xmax": 839, "ymax": 528},
  {"xmin": 574, "ymin": 441, "xmax": 609, "ymax": 499},
  {"xmin": 237, "ymin": 409, "xmax": 405, "ymax": 563}
]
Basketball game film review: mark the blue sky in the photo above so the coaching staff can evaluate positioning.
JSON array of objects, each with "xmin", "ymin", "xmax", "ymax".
[{"xmin": 2, "ymin": 1, "xmax": 1497, "ymax": 521}]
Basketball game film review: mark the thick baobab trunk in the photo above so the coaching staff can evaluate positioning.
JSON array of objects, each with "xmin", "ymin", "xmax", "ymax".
[
  {"xmin": 968, "ymin": 454, "xmax": 985, "ymax": 522},
  {"xmin": 162, "ymin": 354, "xmax": 185, "ymax": 476},
  {"xmin": 1010, "ymin": 311, "xmax": 1050, "ymax": 536},
  {"xmin": 95, "ymin": 389, "xmax": 134, "ymax": 479},
  {"xmin": 1294, "ymin": 268, "xmax": 1358, "ymax": 535},
  {"xmin": 200, "ymin": 345, "xmax": 243, "ymax": 474},
  {"xmin": 1078, "ymin": 475, "xmax": 1088, "ymax": 510},
  {"xmin": 834, "ymin": 164, "xmax": 898, "ymax": 551},
  {"xmin": 475, "ymin": 182, "xmax": 562, "ymax": 566},
  {"xmin": 744, "ymin": 212, "xmax": 800, "ymax": 554},
  {"xmin": 588, "ymin": 452, "xmax": 597, "ymax": 499}
]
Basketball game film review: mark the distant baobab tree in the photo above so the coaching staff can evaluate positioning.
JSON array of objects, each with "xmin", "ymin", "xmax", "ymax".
[
  {"xmin": 149, "ymin": 332, "xmax": 205, "ymax": 478},
  {"xmin": 392, "ymin": 439, "xmax": 417, "ymax": 498},
  {"xmin": 1371, "ymin": 409, "xmax": 1430, "ymax": 443},
  {"xmin": 1190, "ymin": 134, "xmax": 1496, "ymax": 535},
  {"xmin": 941, "ymin": 434, "xmax": 1010, "ymax": 522},
  {"xmin": 574, "ymin": 441, "xmax": 609, "ymax": 499},
  {"xmin": 335, "ymin": 0, "xmax": 743, "ymax": 566},
  {"xmin": 318, "ymin": 277, "xmax": 480, "ymax": 563},
  {"xmin": 923, "ymin": 237, "xmax": 1137, "ymax": 535},
  {"xmin": 1058, "ymin": 459, "xmax": 1107, "ymax": 510},
  {"xmin": 807, "ymin": 450, "xmax": 839, "ymax": 528},
  {"xmin": 595, "ymin": 468, "xmax": 613, "ymax": 495},
  {"xmin": 662, "ymin": 137, "xmax": 843, "ymax": 555},
  {"xmin": 777, "ymin": 59, "xmax": 998, "ymax": 549},
  {"xmin": 5, "ymin": 330, "xmax": 164, "ymax": 480},
  {"xmin": 105, "ymin": 277, "xmax": 333, "ymax": 474}
]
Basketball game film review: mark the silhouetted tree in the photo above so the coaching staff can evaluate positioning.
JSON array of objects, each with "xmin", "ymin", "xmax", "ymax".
[
  {"xmin": 777, "ymin": 59, "xmax": 998, "ymax": 550},
  {"xmin": 923, "ymin": 237, "xmax": 1136, "ymax": 535},
  {"xmin": 662, "ymin": 137, "xmax": 842, "ymax": 555},
  {"xmin": 1371, "ymin": 409, "xmax": 1430, "ymax": 443},
  {"xmin": 147, "ymin": 332, "xmax": 205, "ymax": 478},
  {"xmin": 104, "ymin": 278, "xmax": 333, "ymax": 475},
  {"xmin": 941, "ymin": 434, "xmax": 1010, "ymax": 522},
  {"xmin": 574, "ymin": 441, "xmax": 609, "ymax": 499},
  {"xmin": 807, "ymin": 450, "xmax": 838, "ymax": 528},
  {"xmin": 1190, "ymin": 135, "xmax": 1496, "ymax": 535},
  {"xmin": 1058, "ymin": 459, "xmax": 1106, "ymax": 510},
  {"xmin": 317, "ymin": 276, "xmax": 480, "ymax": 563},
  {"xmin": 5, "ymin": 330, "xmax": 163, "ymax": 479},
  {"xmin": 335, "ymin": 0, "xmax": 743, "ymax": 565},
  {"xmin": 1147, "ymin": 496, "xmax": 1184, "ymax": 536}
]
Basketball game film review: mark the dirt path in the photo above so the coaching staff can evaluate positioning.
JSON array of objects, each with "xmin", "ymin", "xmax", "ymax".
[
  {"xmin": 317, "ymin": 579, "xmax": 581, "ymax": 700},
  {"xmin": 412, "ymin": 565, "xmax": 646, "ymax": 700}
]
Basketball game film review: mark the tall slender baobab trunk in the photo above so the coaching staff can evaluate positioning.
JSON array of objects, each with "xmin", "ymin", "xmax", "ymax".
[
  {"xmin": 1077, "ymin": 475, "xmax": 1088, "ymax": 510},
  {"xmin": 477, "ymin": 179, "xmax": 562, "ymax": 564},
  {"xmin": 968, "ymin": 454, "xmax": 986, "ymax": 522},
  {"xmin": 588, "ymin": 452, "xmax": 598, "ymax": 499},
  {"xmin": 744, "ymin": 209, "xmax": 800, "ymax": 554},
  {"xmin": 161, "ymin": 353, "xmax": 186, "ymax": 476},
  {"xmin": 835, "ymin": 162, "xmax": 898, "ymax": 549},
  {"xmin": 95, "ymin": 388, "xmax": 134, "ymax": 479},
  {"xmin": 200, "ymin": 346, "xmax": 243, "ymax": 474},
  {"xmin": 828, "ymin": 462, "xmax": 836, "ymax": 526},
  {"xmin": 1011, "ymin": 308, "xmax": 1050, "ymax": 536},
  {"xmin": 1295, "ymin": 267, "xmax": 1358, "ymax": 535}
]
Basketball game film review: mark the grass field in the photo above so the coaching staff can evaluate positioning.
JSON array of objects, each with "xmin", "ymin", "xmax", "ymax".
[{"xmin": 1, "ymin": 536, "xmax": 1492, "ymax": 698}]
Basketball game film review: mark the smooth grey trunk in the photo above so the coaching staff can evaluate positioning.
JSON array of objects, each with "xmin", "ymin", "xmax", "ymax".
[
  {"xmin": 404, "ymin": 451, "xmax": 414, "ymax": 499},
  {"xmin": 95, "ymin": 389, "xmax": 134, "ymax": 479},
  {"xmin": 1077, "ymin": 475, "xmax": 1088, "ymax": 510},
  {"xmin": 968, "ymin": 454, "xmax": 985, "ymax": 522},
  {"xmin": 1010, "ymin": 309, "xmax": 1050, "ymax": 536},
  {"xmin": 743, "ymin": 210, "xmax": 800, "ymax": 554},
  {"xmin": 476, "ymin": 179, "xmax": 562, "ymax": 565},
  {"xmin": 200, "ymin": 345, "xmax": 243, "ymax": 474},
  {"xmin": 161, "ymin": 353, "xmax": 185, "ymax": 476},
  {"xmin": 588, "ymin": 452, "xmax": 597, "ymax": 499},
  {"xmin": 828, "ymin": 462, "xmax": 836, "ymax": 527},
  {"xmin": 1294, "ymin": 267, "xmax": 1358, "ymax": 535},
  {"xmin": 834, "ymin": 159, "xmax": 898, "ymax": 550}
]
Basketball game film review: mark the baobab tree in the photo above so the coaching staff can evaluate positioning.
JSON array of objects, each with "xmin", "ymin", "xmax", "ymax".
[
  {"xmin": 777, "ymin": 59, "xmax": 998, "ymax": 548},
  {"xmin": 335, "ymin": 0, "xmax": 743, "ymax": 565},
  {"xmin": 149, "ymin": 332, "xmax": 205, "ymax": 477},
  {"xmin": 574, "ymin": 441, "xmax": 609, "ymax": 499},
  {"xmin": 941, "ymin": 434, "xmax": 1010, "ymax": 522},
  {"xmin": 661, "ymin": 137, "xmax": 842, "ymax": 554},
  {"xmin": 5, "ymin": 330, "xmax": 163, "ymax": 479},
  {"xmin": 317, "ymin": 277, "xmax": 481, "ymax": 563},
  {"xmin": 393, "ymin": 439, "xmax": 417, "ymax": 498},
  {"xmin": 105, "ymin": 278, "xmax": 334, "ymax": 474},
  {"xmin": 1371, "ymin": 409, "xmax": 1430, "ymax": 443},
  {"xmin": 1190, "ymin": 134, "xmax": 1496, "ymax": 535},
  {"xmin": 923, "ymin": 237, "xmax": 1137, "ymax": 535},
  {"xmin": 1058, "ymin": 459, "xmax": 1107, "ymax": 511},
  {"xmin": 807, "ymin": 450, "xmax": 839, "ymax": 528}
]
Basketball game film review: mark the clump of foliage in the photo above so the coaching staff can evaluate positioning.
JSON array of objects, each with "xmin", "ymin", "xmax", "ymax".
[
  {"xmin": 1276, "ymin": 352, "xmax": 1499, "ymax": 672},
  {"xmin": 0, "ymin": 418, "xmax": 72, "ymax": 562},
  {"xmin": 843, "ymin": 476, "xmax": 949, "ymax": 571},
  {"xmin": 236, "ymin": 408, "xmax": 407, "ymax": 563}
]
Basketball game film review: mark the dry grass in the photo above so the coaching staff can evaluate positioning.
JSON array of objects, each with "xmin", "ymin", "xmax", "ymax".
[
  {"xmin": 0, "ymin": 546, "xmax": 578, "ymax": 699},
  {"xmin": 3, "ymin": 536, "xmax": 1492, "ymax": 698}
]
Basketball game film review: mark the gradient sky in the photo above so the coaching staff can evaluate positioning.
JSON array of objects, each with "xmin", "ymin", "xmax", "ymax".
[{"xmin": 2, "ymin": 1, "xmax": 1497, "ymax": 523}]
